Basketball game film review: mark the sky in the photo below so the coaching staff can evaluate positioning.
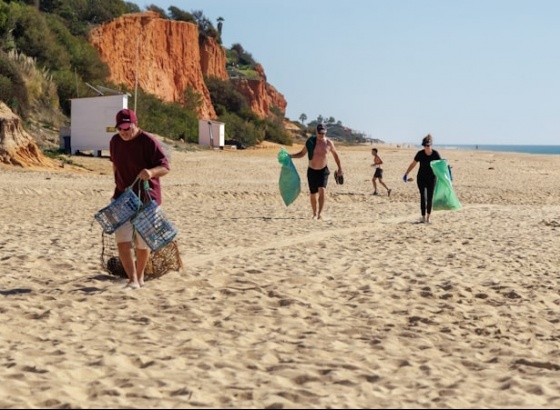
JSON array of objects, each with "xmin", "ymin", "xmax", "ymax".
[{"xmin": 142, "ymin": 0, "xmax": 560, "ymax": 145}]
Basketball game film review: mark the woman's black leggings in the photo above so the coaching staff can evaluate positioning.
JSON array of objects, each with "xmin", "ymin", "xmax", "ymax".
[{"xmin": 417, "ymin": 177, "xmax": 436, "ymax": 216}]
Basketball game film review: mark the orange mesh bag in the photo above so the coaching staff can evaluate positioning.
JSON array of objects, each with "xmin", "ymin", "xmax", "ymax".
[{"xmin": 101, "ymin": 230, "xmax": 183, "ymax": 281}]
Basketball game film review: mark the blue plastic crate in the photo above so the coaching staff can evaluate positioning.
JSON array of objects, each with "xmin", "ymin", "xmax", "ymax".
[
  {"xmin": 131, "ymin": 200, "xmax": 178, "ymax": 252},
  {"xmin": 94, "ymin": 188, "xmax": 142, "ymax": 234}
]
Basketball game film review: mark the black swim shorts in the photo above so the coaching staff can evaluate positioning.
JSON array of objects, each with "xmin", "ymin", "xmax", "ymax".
[{"xmin": 307, "ymin": 166, "xmax": 330, "ymax": 194}]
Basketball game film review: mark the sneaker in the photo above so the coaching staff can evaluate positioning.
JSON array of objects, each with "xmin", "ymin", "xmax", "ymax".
[
  {"xmin": 387, "ymin": 188, "xmax": 392, "ymax": 197},
  {"xmin": 421, "ymin": 216, "xmax": 426, "ymax": 223},
  {"xmin": 373, "ymin": 191, "xmax": 379, "ymax": 196}
]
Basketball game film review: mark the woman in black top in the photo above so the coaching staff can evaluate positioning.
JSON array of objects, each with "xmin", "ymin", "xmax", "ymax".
[{"xmin": 403, "ymin": 134, "xmax": 441, "ymax": 223}]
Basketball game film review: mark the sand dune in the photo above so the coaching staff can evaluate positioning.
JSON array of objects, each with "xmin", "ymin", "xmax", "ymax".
[{"xmin": 1, "ymin": 144, "xmax": 559, "ymax": 408}]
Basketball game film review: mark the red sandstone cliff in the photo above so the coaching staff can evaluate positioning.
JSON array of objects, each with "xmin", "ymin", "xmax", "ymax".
[
  {"xmin": 89, "ymin": 11, "xmax": 286, "ymax": 121},
  {"xmin": 89, "ymin": 11, "xmax": 218, "ymax": 119},
  {"xmin": 233, "ymin": 64, "xmax": 287, "ymax": 118},
  {"xmin": 199, "ymin": 37, "xmax": 228, "ymax": 81}
]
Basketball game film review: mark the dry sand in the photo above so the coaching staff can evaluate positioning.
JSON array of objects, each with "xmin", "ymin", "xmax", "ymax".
[{"xmin": 1, "ymin": 143, "xmax": 560, "ymax": 408}]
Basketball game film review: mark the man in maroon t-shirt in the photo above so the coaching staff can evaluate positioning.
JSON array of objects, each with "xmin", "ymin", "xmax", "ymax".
[{"xmin": 110, "ymin": 108, "xmax": 170, "ymax": 289}]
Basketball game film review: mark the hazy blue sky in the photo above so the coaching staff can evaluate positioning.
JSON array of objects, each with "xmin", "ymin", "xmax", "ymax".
[{"xmin": 144, "ymin": 0, "xmax": 560, "ymax": 145}]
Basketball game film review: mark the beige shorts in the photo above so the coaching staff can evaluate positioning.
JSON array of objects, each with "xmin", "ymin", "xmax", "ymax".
[{"xmin": 114, "ymin": 220, "xmax": 148, "ymax": 250}]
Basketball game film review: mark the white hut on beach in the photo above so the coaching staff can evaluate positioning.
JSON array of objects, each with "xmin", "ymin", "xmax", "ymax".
[
  {"xmin": 198, "ymin": 119, "xmax": 225, "ymax": 149},
  {"xmin": 62, "ymin": 94, "xmax": 128, "ymax": 156}
]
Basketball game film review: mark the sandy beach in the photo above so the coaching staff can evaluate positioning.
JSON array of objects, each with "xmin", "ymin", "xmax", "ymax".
[{"xmin": 1, "ymin": 142, "xmax": 560, "ymax": 409}]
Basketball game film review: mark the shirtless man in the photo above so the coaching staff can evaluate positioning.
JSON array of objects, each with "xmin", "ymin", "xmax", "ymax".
[
  {"xmin": 290, "ymin": 124, "xmax": 343, "ymax": 220},
  {"xmin": 371, "ymin": 147, "xmax": 392, "ymax": 196}
]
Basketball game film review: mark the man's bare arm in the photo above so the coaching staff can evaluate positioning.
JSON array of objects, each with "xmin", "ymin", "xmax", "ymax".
[
  {"xmin": 290, "ymin": 146, "xmax": 308, "ymax": 159},
  {"xmin": 329, "ymin": 141, "xmax": 342, "ymax": 173}
]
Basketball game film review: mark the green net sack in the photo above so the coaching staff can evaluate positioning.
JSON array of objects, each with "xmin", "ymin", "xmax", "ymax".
[
  {"xmin": 430, "ymin": 159, "xmax": 462, "ymax": 211},
  {"xmin": 277, "ymin": 147, "xmax": 301, "ymax": 206}
]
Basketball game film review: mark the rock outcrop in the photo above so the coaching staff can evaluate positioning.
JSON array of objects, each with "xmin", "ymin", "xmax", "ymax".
[
  {"xmin": 232, "ymin": 64, "xmax": 287, "ymax": 119},
  {"xmin": 88, "ymin": 11, "xmax": 286, "ymax": 121},
  {"xmin": 0, "ymin": 102, "xmax": 57, "ymax": 168}
]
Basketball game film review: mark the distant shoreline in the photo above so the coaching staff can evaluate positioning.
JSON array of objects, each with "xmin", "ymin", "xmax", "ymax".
[
  {"xmin": 371, "ymin": 142, "xmax": 560, "ymax": 155},
  {"xmin": 436, "ymin": 144, "xmax": 560, "ymax": 155}
]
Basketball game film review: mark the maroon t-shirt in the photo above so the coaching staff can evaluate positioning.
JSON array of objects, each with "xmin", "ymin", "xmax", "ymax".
[{"xmin": 110, "ymin": 130, "xmax": 170, "ymax": 205}]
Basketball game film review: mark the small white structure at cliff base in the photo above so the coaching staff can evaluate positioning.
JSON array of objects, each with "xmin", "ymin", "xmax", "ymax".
[
  {"xmin": 198, "ymin": 119, "xmax": 224, "ymax": 149},
  {"xmin": 61, "ymin": 94, "xmax": 128, "ymax": 156}
]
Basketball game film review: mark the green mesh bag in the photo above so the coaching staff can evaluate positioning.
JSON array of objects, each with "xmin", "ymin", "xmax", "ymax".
[
  {"xmin": 277, "ymin": 147, "xmax": 301, "ymax": 206},
  {"xmin": 430, "ymin": 159, "xmax": 461, "ymax": 211}
]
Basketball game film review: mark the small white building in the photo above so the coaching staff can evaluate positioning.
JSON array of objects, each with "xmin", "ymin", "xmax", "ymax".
[
  {"xmin": 198, "ymin": 119, "xmax": 225, "ymax": 149},
  {"xmin": 65, "ymin": 94, "xmax": 128, "ymax": 156}
]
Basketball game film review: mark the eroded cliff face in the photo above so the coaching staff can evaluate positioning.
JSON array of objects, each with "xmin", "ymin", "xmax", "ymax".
[
  {"xmin": 0, "ymin": 102, "xmax": 58, "ymax": 168},
  {"xmin": 233, "ymin": 64, "xmax": 287, "ymax": 118},
  {"xmin": 199, "ymin": 37, "xmax": 228, "ymax": 81},
  {"xmin": 89, "ymin": 11, "xmax": 287, "ymax": 121},
  {"xmin": 89, "ymin": 11, "xmax": 218, "ymax": 119}
]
